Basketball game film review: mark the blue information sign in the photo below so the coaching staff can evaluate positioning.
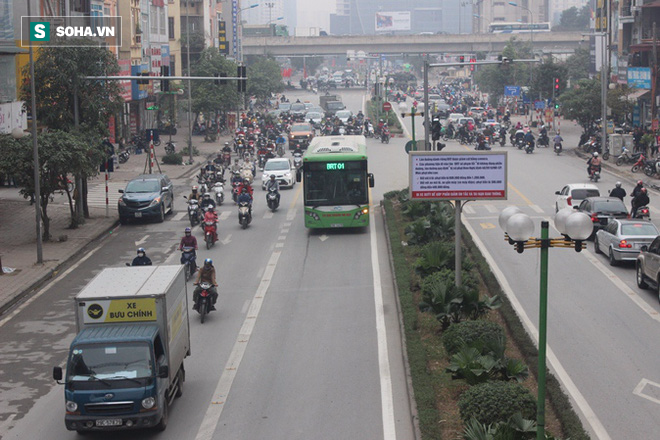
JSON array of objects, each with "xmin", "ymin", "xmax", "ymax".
[
  {"xmin": 534, "ymin": 100, "xmax": 546, "ymax": 110},
  {"xmin": 628, "ymin": 67, "xmax": 652, "ymax": 89},
  {"xmin": 504, "ymin": 86, "xmax": 521, "ymax": 96}
]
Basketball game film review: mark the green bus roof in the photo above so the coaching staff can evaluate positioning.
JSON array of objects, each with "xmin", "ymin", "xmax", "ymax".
[{"xmin": 304, "ymin": 135, "xmax": 368, "ymax": 162}]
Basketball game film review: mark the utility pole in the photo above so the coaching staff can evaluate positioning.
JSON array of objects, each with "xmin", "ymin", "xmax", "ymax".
[
  {"xmin": 423, "ymin": 58, "xmax": 430, "ymax": 151},
  {"xmin": 652, "ymin": 23, "xmax": 657, "ymax": 129},
  {"xmin": 186, "ymin": 1, "xmax": 193, "ymax": 165}
]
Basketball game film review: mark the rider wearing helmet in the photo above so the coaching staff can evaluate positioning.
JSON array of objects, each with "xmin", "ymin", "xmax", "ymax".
[
  {"xmin": 189, "ymin": 185, "xmax": 200, "ymax": 201},
  {"xmin": 265, "ymin": 174, "xmax": 281, "ymax": 203},
  {"xmin": 200, "ymin": 192, "xmax": 217, "ymax": 211},
  {"xmin": 179, "ymin": 227, "xmax": 198, "ymax": 272},
  {"xmin": 193, "ymin": 258, "xmax": 218, "ymax": 311},
  {"xmin": 203, "ymin": 205, "xmax": 218, "ymax": 243},
  {"xmin": 131, "ymin": 248, "xmax": 152, "ymax": 266},
  {"xmin": 587, "ymin": 152, "xmax": 602, "ymax": 176},
  {"xmin": 610, "ymin": 182, "xmax": 627, "ymax": 201},
  {"xmin": 632, "ymin": 187, "xmax": 650, "ymax": 218},
  {"xmin": 222, "ymin": 141, "xmax": 232, "ymax": 153},
  {"xmin": 632, "ymin": 180, "xmax": 645, "ymax": 199},
  {"xmin": 292, "ymin": 143, "xmax": 304, "ymax": 156},
  {"xmin": 237, "ymin": 178, "xmax": 254, "ymax": 197}
]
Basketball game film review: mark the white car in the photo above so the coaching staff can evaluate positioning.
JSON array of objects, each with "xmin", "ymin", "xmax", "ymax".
[
  {"xmin": 306, "ymin": 111, "xmax": 323, "ymax": 126},
  {"xmin": 448, "ymin": 113, "xmax": 464, "ymax": 124},
  {"xmin": 554, "ymin": 183, "xmax": 601, "ymax": 212},
  {"xmin": 335, "ymin": 110, "xmax": 353, "ymax": 124},
  {"xmin": 262, "ymin": 158, "xmax": 295, "ymax": 190}
]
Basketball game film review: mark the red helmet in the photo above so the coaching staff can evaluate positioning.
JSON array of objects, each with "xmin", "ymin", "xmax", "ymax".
[
  {"xmin": 641, "ymin": 188, "xmax": 647, "ymax": 193},
  {"xmin": 638, "ymin": 180, "xmax": 643, "ymax": 185}
]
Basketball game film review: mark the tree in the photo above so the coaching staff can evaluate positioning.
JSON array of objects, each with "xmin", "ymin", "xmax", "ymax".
[
  {"xmin": 19, "ymin": 39, "xmax": 123, "ymax": 224},
  {"xmin": 180, "ymin": 29, "xmax": 206, "ymax": 69},
  {"xmin": 559, "ymin": 79, "xmax": 601, "ymax": 132},
  {"xmin": 607, "ymin": 85, "xmax": 635, "ymax": 125},
  {"xmin": 555, "ymin": 5, "xmax": 590, "ymax": 31},
  {"xmin": 247, "ymin": 57, "xmax": 284, "ymax": 100},
  {"xmin": 473, "ymin": 38, "xmax": 532, "ymax": 106},
  {"xmin": 530, "ymin": 60, "xmax": 568, "ymax": 101},
  {"xmin": 0, "ymin": 131, "xmax": 102, "ymax": 240},
  {"xmin": 189, "ymin": 48, "xmax": 241, "ymax": 141},
  {"xmin": 565, "ymin": 46, "xmax": 590, "ymax": 82},
  {"xmin": 290, "ymin": 56, "xmax": 324, "ymax": 76}
]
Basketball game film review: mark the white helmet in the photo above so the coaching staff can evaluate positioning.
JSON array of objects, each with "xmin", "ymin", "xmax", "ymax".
[{"xmin": 593, "ymin": 152, "xmax": 599, "ymax": 157}]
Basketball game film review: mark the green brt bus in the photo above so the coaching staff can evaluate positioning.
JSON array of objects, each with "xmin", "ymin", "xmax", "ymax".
[{"xmin": 297, "ymin": 135, "xmax": 375, "ymax": 228}]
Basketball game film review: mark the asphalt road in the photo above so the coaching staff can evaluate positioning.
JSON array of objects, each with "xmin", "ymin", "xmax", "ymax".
[
  {"xmin": 0, "ymin": 88, "xmax": 416, "ymax": 440},
  {"xmin": 397, "ymin": 106, "xmax": 660, "ymax": 440}
]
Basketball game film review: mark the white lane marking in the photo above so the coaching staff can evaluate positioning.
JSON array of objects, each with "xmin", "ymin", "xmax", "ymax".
[
  {"xmin": 286, "ymin": 211, "xmax": 295, "ymax": 221},
  {"xmin": 220, "ymin": 234, "xmax": 232, "ymax": 245},
  {"xmin": 134, "ymin": 234, "xmax": 149, "ymax": 246},
  {"xmin": 465, "ymin": 215, "xmax": 548, "ymax": 221},
  {"xmin": 581, "ymin": 250, "xmax": 660, "ymax": 322},
  {"xmin": 0, "ymin": 230, "xmax": 109, "ymax": 328},
  {"xmin": 241, "ymin": 299, "xmax": 251, "ymax": 314},
  {"xmin": 256, "ymin": 266, "xmax": 265, "ymax": 279},
  {"xmin": 463, "ymin": 205, "xmax": 476, "ymax": 214},
  {"xmin": 319, "ymin": 234, "xmax": 329, "ymax": 242},
  {"xmin": 370, "ymin": 210, "xmax": 397, "ymax": 440},
  {"xmin": 275, "ymin": 242, "xmax": 284, "ymax": 248},
  {"xmin": 530, "ymin": 204, "xmax": 545, "ymax": 213},
  {"xmin": 283, "ymin": 222, "xmax": 292, "ymax": 227},
  {"xmin": 281, "ymin": 228, "xmax": 289, "ymax": 234},
  {"xmin": 633, "ymin": 379, "xmax": 660, "ymax": 405},
  {"xmin": 462, "ymin": 219, "xmax": 612, "ymax": 440},
  {"xmin": 172, "ymin": 212, "xmax": 186, "ymax": 222},
  {"xmin": 263, "ymin": 211, "xmax": 274, "ymax": 219},
  {"xmin": 278, "ymin": 236, "xmax": 286, "ymax": 241},
  {"xmin": 194, "ymin": 251, "xmax": 282, "ymax": 440},
  {"xmin": 484, "ymin": 204, "xmax": 497, "ymax": 213},
  {"xmin": 219, "ymin": 211, "xmax": 231, "ymax": 221}
]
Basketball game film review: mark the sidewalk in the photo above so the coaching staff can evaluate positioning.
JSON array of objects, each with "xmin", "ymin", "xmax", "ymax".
[{"xmin": 0, "ymin": 130, "xmax": 229, "ymax": 313}]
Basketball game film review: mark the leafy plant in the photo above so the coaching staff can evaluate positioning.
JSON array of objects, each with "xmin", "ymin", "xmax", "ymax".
[
  {"xmin": 458, "ymin": 382, "xmax": 536, "ymax": 426},
  {"xmin": 447, "ymin": 346, "xmax": 499, "ymax": 385},
  {"xmin": 463, "ymin": 413, "xmax": 537, "ymax": 440},
  {"xmin": 421, "ymin": 268, "xmax": 478, "ymax": 293},
  {"xmin": 414, "ymin": 241, "xmax": 454, "ymax": 277},
  {"xmin": 405, "ymin": 218, "xmax": 433, "ymax": 245},
  {"xmin": 419, "ymin": 279, "xmax": 464, "ymax": 330},
  {"xmin": 443, "ymin": 320, "xmax": 505, "ymax": 356},
  {"xmin": 161, "ymin": 152, "xmax": 183, "ymax": 165},
  {"xmin": 401, "ymin": 201, "xmax": 432, "ymax": 219},
  {"xmin": 461, "ymin": 287, "xmax": 503, "ymax": 320}
]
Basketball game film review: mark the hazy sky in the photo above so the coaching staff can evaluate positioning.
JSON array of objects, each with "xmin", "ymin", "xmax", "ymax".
[{"xmin": 296, "ymin": 0, "xmax": 335, "ymax": 31}]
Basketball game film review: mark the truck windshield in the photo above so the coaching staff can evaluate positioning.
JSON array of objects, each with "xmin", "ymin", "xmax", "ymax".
[{"xmin": 68, "ymin": 342, "xmax": 153, "ymax": 381}]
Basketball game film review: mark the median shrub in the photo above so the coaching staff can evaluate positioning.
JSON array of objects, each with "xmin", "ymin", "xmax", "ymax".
[
  {"xmin": 458, "ymin": 381, "xmax": 536, "ymax": 426},
  {"xmin": 162, "ymin": 152, "xmax": 183, "ymax": 165},
  {"xmin": 421, "ymin": 268, "xmax": 479, "ymax": 295},
  {"xmin": 443, "ymin": 320, "xmax": 505, "ymax": 356}
]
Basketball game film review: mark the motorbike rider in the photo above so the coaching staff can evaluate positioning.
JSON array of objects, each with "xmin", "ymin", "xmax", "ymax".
[
  {"xmin": 203, "ymin": 205, "xmax": 219, "ymax": 243},
  {"xmin": 431, "ymin": 118, "xmax": 442, "ymax": 147},
  {"xmin": 237, "ymin": 186, "xmax": 253, "ymax": 216},
  {"xmin": 179, "ymin": 227, "xmax": 198, "ymax": 272},
  {"xmin": 188, "ymin": 185, "xmax": 201, "ymax": 201},
  {"xmin": 265, "ymin": 174, "xmax": 281, "ymax": 204},
  {"xmin": 222, "ymin": 142, "xmax": 232, "ymax": 154},
  {"xmin": 632, "ymin": 180, "xmax": 645, "ymax": 199},
  {"xmin": 131, "ymin": 248, "xmax": 152, "ymax": 266},
  {"xmin": 193, "ymin": 258, "xmax": 218, "ymax": 311},
  {"xmin": 200, "ymin": 192, "xmax": 217, "ymax": 211},
  {"xmin": 587, "ymin": 152, "xmax": 602, "ymax": 177},
  {"xmin": 523, "ymin": 130, "xmax": 535, "ymax": 149},
  {"xmin": 610, "ymin": 182, "xmax": 627, "ymax": 201},
  {"xmin": 515, "ymin": 121, "xmax": 523, "ymax": 130},
  {"xmin": 553, "ymin": 131, "xmax": 564, "ymax": 151},
  {"xmin": 292, "ymin": 143, "xmax": 304, "ymax": 157},
  {"xmin": 237, "ymin": 178, "xmax": 254, "ymax": 197},
  {"xmin": 499, "ymin": 126, "xmax": 508, "ymax": 144},
  {"xmin": 204, "ymin": 160, "xmax": 217, "ymax": 174},
  {"xmin": 632, "ymin": 187, "xmax": 650, "ymax": 218}
]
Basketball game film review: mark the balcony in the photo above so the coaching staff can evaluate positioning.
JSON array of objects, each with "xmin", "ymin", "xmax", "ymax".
[{"xmin": 620, "ymin": 2, "xmax": 635, "ymax": 23}]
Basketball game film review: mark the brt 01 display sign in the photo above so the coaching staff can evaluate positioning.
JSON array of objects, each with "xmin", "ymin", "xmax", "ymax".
[{"xmin": 409, "ymin": 152, "xmax": 508, "ymax": 200}]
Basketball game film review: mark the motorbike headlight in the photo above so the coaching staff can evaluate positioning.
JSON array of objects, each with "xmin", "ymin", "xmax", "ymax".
[
  {"xmin": 66, "ymin": 401, "xmax": 78, "ymax": 412},
  {"xmin": 148, "ymin": 197, "xmax": 162, "ymax": 207},
  {"xmin": 141, "ymin": 397, "xmax": 156, "ymax": 410}
]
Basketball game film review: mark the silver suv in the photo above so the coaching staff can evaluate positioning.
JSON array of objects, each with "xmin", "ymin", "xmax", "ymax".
[{"xmin": 636, "ymin": 236, "xmax": 660, "ymax": 299}]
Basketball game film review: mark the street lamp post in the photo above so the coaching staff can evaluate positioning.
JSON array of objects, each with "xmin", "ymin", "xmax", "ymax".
[
  {"xmin": 508, "ymin": 2, "xmax": 533, "ymax": 85},
  {"xmin": 499, "ymin": 207, "xmax": 592, "ymax": 440},
  {"xmin": 25, "ymin": 1, "xmax": 43, "ymax": 264},
  {"xmin": 238, "ymin": 3, "xmax": 259, "ymax": 62}
]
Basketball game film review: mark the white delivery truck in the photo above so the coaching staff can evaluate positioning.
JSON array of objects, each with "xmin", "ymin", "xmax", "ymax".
[{"xmin": 53, "ymin": 265, "xmax": 190, "ymax": 433}]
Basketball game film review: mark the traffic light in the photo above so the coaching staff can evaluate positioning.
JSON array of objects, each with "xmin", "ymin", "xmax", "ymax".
[
  {"xmin": 554, "ymin": 78, "xmax": 560, "ymax": 91},
  {"xmin": 160, "ymin": 66, "xmax": 169, "ymax": 92},
  {"xmin": 470, "ymin": 58, "xmax": 476, "ymax": 72},
  {"xmin": 459, "ymin": 55, "xmax": 465, "ymax": 64},
  {"xmin": 237, "ymin": 65, "xmax": 247, "ymax": 92}
]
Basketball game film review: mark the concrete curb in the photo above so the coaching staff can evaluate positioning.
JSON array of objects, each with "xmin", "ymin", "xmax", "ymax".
[
  {"xmin": 380, "ymin": 200, "xmax": 422, "ymax": 440},
  {"xmin": 0, "ymin": 219, "xmax": 119, "ymax": 316}
]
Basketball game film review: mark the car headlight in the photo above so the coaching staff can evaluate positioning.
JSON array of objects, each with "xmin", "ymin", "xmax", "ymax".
[
  {"xmin": 284, "ymin": 172, "xmax": 291, "ymax": 177},
  {"xmin": 148, "ymin": 197, "xmax": 161, "ymax": 207},
  {"xmin": 141, "ymin": 397, "xmax": 156, "ymax": 409},
  {"xmin": 66, "ymin": 401, "xmax": 78, "ymax": 412},
  {"xmin": 118, "ymin": 197, "xmax": 126, "ymax": 206}
]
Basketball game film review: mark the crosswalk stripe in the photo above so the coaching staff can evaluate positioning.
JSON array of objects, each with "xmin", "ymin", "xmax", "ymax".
[{"xmin": 463, "ymin": 205, "xmax": 475, "ymax": 214}]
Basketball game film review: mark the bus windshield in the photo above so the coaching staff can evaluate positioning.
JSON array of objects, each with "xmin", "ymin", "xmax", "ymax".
[{"xmin": 304, "ymin": 161, "xmax": 368, "ymax": 206}]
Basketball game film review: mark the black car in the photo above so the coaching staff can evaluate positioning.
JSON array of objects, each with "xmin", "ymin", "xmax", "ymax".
[
  {"xmin": 576, "ymin": 196, "xmax": 629, "ymax": 237},
  {"xmin": 118, "ymin": 174, "xmax": 174, "ymax": 224}
]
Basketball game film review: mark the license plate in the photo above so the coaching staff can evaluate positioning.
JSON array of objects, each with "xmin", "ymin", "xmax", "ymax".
[
  {"xmin": 96, "ymin": 419, "xmax": 122, "ymax": 427},
  {"xmin": 330, "ymin": 223, "xmax": 344, "ymax": 228},
  {"xmin": 134, "ymin": 212, "xmax": 142, "ymax": 218}
]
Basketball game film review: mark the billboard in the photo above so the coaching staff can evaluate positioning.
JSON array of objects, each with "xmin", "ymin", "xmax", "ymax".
[
  {"xmin": 375, "ymin": 11, "xmax": 411, "ymax": 32},
  {"xmin": 409, "ymin": 152, "xmax": 507, "ymax": 200},
  {"xmin": 628, "ymin": 67, "xmax": 652, "ymax": 90}
]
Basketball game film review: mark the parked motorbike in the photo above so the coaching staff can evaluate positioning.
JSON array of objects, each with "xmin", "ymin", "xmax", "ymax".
[
  {"xmin": 164, "ymin": 141, "xmax": 176, "ymax": 155},
  {"xmin": 184, "ymin": 196, "xmax": 202, "ymax": 227},
  {"xmin": 194, "ymin": 282, "xmax": 214, "ymax": 324},
  {"xmin": 238, "ymin": 201, "xmax": 252, "ymax": 229},
  {"xmin": 267, "ymin": 187, "xmax": 280, "ymax": 212},
  {"xmin": 118, "ymin": 149, "xmax": 130, "ymax": 164},
  {"xmin": 181, "ymin": 246, "xmax": 196, "ymax": 281},
  {"xmin": 644, "ymin": 158, "xmax": 660, "ymax": 177},
  {"xmin": 615, "ymin": 146, "xmax": 641, "ymax": 166},
  {"xmin": 632, "ymin": 154, "xmax": 648, "ymax": 173}
]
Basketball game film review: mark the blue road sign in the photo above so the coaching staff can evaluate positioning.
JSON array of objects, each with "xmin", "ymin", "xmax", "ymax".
[{"xmin": 504, "ymin": 86, "xmax": 521, "ymax": 96}]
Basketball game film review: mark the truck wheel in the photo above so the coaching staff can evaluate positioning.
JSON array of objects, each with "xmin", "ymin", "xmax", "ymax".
[
  {"xmin": 175, "ymin": 369, "xmax": 184, "ymax": 398},
  {"xmin": 155, "ymin": 403, "xmax": 168, "ymax": 432}
]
